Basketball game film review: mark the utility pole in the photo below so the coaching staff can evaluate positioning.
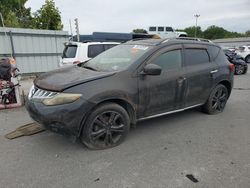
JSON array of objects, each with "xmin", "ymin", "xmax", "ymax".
[
  {"xmin": 194, "ymin": 14, "xmax": 200, "ymax": 38},
  {"xmin": 69, "ymin": 19, "xmax": 73, "ymax": 38},
  {"xmin": 74, "ymin": 18, "xmax": 80, "ymax": 42}
]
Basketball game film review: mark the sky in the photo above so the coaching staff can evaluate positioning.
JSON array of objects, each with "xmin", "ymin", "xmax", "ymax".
[{"xmin": 25, "ymin": 0, "xmax": 250, "ymax": 35}]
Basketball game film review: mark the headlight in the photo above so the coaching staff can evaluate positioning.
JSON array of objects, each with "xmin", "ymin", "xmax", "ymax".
[
  {"xmin": 28, "ymin": 85, "xmax": 35, "ymax": 100},
  {"xmin": 42, "ymin": 93, "xmax": 82, "ymax": 106}
]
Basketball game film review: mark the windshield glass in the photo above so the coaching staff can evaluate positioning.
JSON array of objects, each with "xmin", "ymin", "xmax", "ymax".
[{"xmin": 83, "ymin": 44, "xmax": 151, "ymax": 72}]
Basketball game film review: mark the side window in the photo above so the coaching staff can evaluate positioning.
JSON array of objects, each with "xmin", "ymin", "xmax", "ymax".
[
  {"xmin": 103, "ymin": 44, "xmax": 117, "ymax": 51},
  {"xmin": 152, "ymin": 50, "xmax": 182, "ymax": 70},
  {"xmin": 88, "ymin": 45, "xmax": 104, "ymax": 58},
  {"xmin": 185, "ymin": 49, "xmax": 210, "ymax": 66},
  {"xmin": 166, "ymin": 27, "xmax": 174, "ymax": 32},
  {"xmin": 158, "ymin": 27, "xmax": 164, "ymax": 32},
  {"xmin": 149, "ymin": 27, "xmax": 156, "ymax": 32}
]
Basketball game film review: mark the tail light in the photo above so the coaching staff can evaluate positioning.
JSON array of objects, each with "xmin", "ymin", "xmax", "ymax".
[
  {"xmin": 229, "ymin": 63, "xmax": 235, "ymax": 72},
  {"xmin": 73, "ymin": 61, "xmax": 81, "ymax": 64}
]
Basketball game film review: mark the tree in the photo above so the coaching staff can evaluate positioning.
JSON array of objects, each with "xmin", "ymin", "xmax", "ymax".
[
  {"xmin": 133, "ymin": 29, "xmax": 148, "ymax": 34},
  {"xmin": 0, "ymin": 0, "xmax": 32, "ymax": 27},
  {"xmin": 245, "ymin": 30, "xmax": 250, "ymax": 37},
  {"xmin": 33, "ymin": 0, "xmax": 63, "ymax": 30},
  {"xmin": 183, "ymin": 26, "xmax": 203, "ymax": 38},
  {"xmin": 203, "ymin": 25, "xmax": 229, "ymax": 40}
]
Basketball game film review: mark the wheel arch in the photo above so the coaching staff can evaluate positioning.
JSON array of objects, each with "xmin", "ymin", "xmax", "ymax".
[
  {"xmin": 78, "ymin": 98, "xmax": 136, "ymax": 137},
  {"xmin": 245, "ymin": 54, "xmax": 250, "ymax": 63},
  {"xmin": 218, "ymin": 80, "xmax": 232, "ymax": 97}
]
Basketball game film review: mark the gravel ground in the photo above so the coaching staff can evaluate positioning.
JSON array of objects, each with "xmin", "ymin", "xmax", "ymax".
[{"xmin": 0, "ymin": 72, "xmax": 250, "ymax": 188}]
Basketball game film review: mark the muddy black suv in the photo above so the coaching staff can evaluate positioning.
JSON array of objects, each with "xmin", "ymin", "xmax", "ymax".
[{"xmin": 26, "ymin": 38, "xmax": 234, "ymax": 149}]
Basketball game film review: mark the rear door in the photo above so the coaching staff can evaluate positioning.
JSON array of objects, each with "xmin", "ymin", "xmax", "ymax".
[
  {"xmin": 138, "ymin": 45, "xmax": 186, "ymax": 118},
  {"xmin": 183, "ymin": 44, "xmax": 218, "ymax": 107}
]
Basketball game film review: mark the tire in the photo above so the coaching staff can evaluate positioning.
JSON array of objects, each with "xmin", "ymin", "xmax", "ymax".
[
  {"xmin": 243, "ymin": 67, "xmax": 248, "ymax": 74},
  {"xmin": 81, "ymin": 103, "xmax": 130, "ymax": 150},
  {"xmin": 245, "ymin": 55, "xmax": 250, "ymax": 64},
  {"xmin": 202, "ymin": 84, "xmax": 229, "ymax": 115},
  {"xmin": 235, "ymin": 64, "xmax": 245, "ymax": 75}
]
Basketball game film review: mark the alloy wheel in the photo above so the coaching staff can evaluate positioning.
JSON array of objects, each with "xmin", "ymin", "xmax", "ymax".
[
  {"xmin": 90, "ymin": 111, "xmax": 126, "ymax": 147},
  {"xmin": 211, "ymin": 87, "xmax": 228, "ymax": 112}
]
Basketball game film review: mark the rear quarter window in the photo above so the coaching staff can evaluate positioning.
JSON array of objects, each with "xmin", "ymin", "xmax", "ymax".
[
  {"xmin": 208, "ymin": 45, "xmax": 220, "ymax": 61},
  {"xmin": 62, "ymin": 45, "xmax": 77, "ymax": 58},
  {"xmin": 185, "ymin": 49, "xmax": 210, "ymax": 66}
]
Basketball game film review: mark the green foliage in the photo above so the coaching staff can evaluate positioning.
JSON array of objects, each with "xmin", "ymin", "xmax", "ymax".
[
  {"xmin": 33, "ymin": 0, "xmax": 63, "ymax": 30},
  {"xmin": 133, "ymin": 29, "xmax": 148, "ymax": 34},
  {"xmin": 203, "ymin": 25, "xmax": 245, "ymax": 39},
  {"xmin": 203, "ymin": 25, "xmax": 227, "ymax": 39},
  {"xmin": 245, "ymin": 30, "xmax": 250, "ymax": 37},
  {"xmin": 183, "ymin": 26, "xmax": 203, "ymax": 38},
  {"xmin": 0, "ymin": 0, "xmax": 63, "ymax": 30}
]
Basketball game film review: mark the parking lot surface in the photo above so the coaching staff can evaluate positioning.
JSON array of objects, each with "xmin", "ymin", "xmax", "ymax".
[{"xmin": 0, "ymin": 73, "xmax": 250, "ymax": 188}]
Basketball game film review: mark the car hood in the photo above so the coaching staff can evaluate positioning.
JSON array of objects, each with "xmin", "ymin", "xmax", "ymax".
[{"xmin": 34, "ymin": 66, "xmax": 115, "ymax": 92}]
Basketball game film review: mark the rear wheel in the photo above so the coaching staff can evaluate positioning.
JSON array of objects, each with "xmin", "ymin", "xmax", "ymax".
[
  {"xmin": 81, "ymin": 103, "xmax": 130, "ymax": 149},
  {"xmin": 202, "ymin": 84, "xmax": 229, "ymax": 114},
  {"xmin": 235, "ymin": 64, "xmax": 245, "ymax": 75}
]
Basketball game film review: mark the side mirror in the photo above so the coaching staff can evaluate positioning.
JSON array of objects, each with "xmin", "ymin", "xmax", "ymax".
[{"xmin": 142, "ymin": 64, "xmax": 162, "ymax": 76}]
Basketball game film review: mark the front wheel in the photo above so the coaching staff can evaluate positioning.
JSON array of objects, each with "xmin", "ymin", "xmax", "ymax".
[
  {"xmin": 202, "ymin": 84, "xmax": 229, "ymax": 114},
  {"xmin": 81, "ymin": 103, "xmax": 130, "ymax": 150}
]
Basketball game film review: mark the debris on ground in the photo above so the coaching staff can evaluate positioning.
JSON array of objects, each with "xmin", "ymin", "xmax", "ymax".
[
  {"xmin": 186, "ymin": 174, "xmax": 199, "ymax": 183},
  {"xmin": 5, "ymin": 122, "xmax": 45, "ymax": 139}
]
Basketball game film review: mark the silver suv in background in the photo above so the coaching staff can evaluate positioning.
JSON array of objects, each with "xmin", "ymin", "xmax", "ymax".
[
  {"xmin": 59, "ymin": 41, "xmax": 119, "ymax": 67},
  {"xmin": 236, "ymin": 45, "xmax": 250, "ymax": 63}
]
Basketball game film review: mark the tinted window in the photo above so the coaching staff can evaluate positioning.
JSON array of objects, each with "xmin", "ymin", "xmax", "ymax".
[
  {"xmin": 103, "ymin": 44, "xmax": 117, "ymax": 51},
  {"xmin": 152, "ymin": 50, "xmax": 182, "ymax": 70},
  {"xmin": 158, "ymin": 27, "xmax": 164, "ymax": 32},
  {"xmin": 88, "ymin": 45, "xmax": 104, "ymax": 58},
  {"xmin": 185, "ymin": 49, "xmax": 209, "ymax": 65},
  {"xmin": 166, "ymin": 27, "xmax": 174, "ymax": 32},
  {"xmin": 208, "ymin": 46, "xmax": 220, "ymax": 61},
  {"xmin": 149, "ymin": 27, "xmax": 156, "ymax": 31},
  {"xmin": 62, "ymin": 45, "xmax": 77, "ymax": 58}
]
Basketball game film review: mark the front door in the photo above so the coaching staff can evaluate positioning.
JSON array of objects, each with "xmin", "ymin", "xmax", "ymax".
[{"xmin": 138, "ymin": 45, "xmax": 186, "ymax": 118}]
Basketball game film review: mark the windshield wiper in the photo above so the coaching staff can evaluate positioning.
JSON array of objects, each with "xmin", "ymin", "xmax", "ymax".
[{"xmin": 83, "ymin": 65, "xmax": 98, "ymax": 71}]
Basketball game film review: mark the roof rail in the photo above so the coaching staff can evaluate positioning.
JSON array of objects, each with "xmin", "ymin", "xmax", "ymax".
[{"xmin": 177, "ymin": 37, "xmax": 213, "ymax": 43}]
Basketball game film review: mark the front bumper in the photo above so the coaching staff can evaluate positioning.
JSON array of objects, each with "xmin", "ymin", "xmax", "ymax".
[{"xmin": 25, "ymin": 98, "xmax": 94, "ymax": 137}]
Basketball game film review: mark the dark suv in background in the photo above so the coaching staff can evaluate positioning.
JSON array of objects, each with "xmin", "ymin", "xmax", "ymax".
[{"xmin": 26, "ymin": 38, "xmax": 234, "ymax": 149}]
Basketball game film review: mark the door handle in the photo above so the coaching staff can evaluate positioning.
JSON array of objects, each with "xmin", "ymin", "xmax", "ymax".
[
  {"xmin": 210, "ymin": 70, "xmax": 218, "ymax": 74},
  {"xmin": 177, "ymin": 77, "xmax": 186, "ymax": 85}
]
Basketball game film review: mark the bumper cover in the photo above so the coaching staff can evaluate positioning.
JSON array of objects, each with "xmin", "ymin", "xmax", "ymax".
[{"xmin": 25, "ymin": 98, "xmax": 94, "ymax": 137}]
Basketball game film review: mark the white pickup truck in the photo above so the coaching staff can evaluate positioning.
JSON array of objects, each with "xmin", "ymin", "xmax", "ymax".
[{"xmin": 148, "ymin": 26, "xmax": 187, "ymax": 39}]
